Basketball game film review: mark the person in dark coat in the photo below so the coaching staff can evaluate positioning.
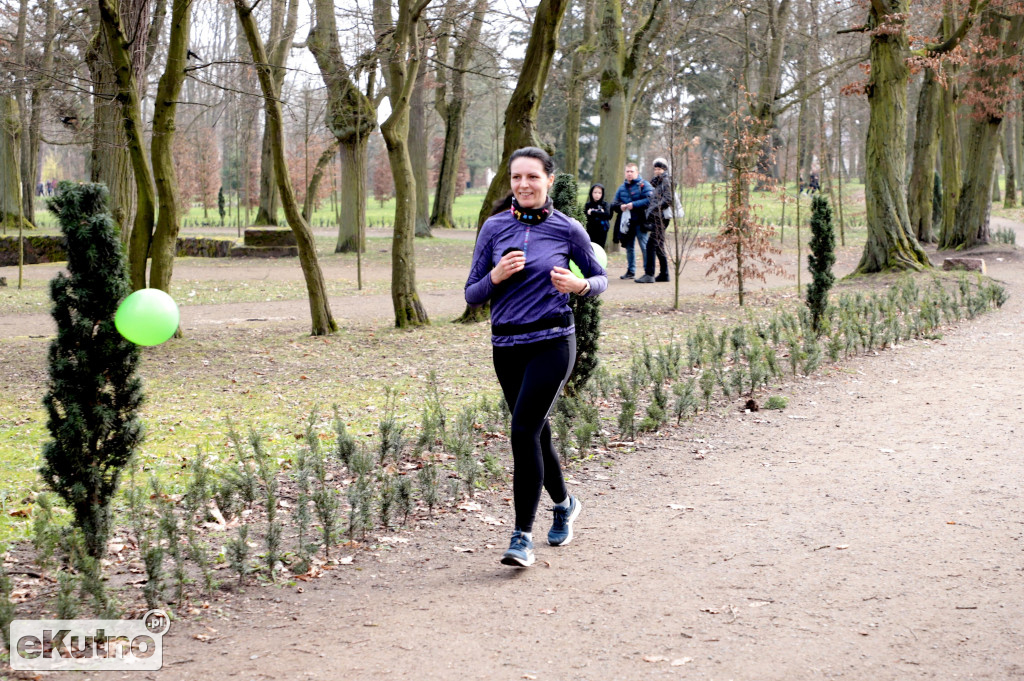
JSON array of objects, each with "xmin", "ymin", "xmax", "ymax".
[
  {"xmin": 637, "ymin": 158, "xmax": 673, "ymax": 283},
  {"xmin": 610, "ymin": 163, "xmax": 653, "ymax": 279},
  {"xmin": 583, "ymin": 184, "xmax": 612, "ymax": 247}
]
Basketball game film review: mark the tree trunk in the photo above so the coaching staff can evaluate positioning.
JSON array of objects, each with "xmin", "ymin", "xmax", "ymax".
[
  {"xmin": 306, "ymin": 0, "xmax": 376, "ymax": 253},
  {"xmin": 97, "ymin": 0, "xmax": 158, "ymax": 290},
  {"xmin": 908, "ymin": 67, "xmax": 940, "ymax": 243},
  {"xmin": 936, "ymin": 63, "xmax": 962, "ymax": 246},
  {"xmin": 302, "ymin": 140, "xmax": 340, "ymax": 222},
  {"xmin": 854, "ymin": 1, "xmax": 931, "ymax": 274},
  {"xmin": 410, "ymin": 65, "xmax": 431, "ymax": 238},
  {"xmin": 429, "ymin": 0, "xmax": 487, "ymax": 230},
  {"xmin": 14, "ymin": 0, "xmax": 32, "ymax": 228},
  {"xmin": 251, "ymin": 0, "xmax": 298, "ymax": 226},
  {"xmin": 1, "ymin": 96, "xmax": 29, "ymax": 232},
  {"xmin": 951, "ymin": 13, "xmax": 1024, "ymax": 249},
  {"xmin": 474, "ymin": 0, "xmax": 572, "ymax": 229},
  {"xmin": 1004, "ymin": 113, "xmax": 1017, "ymax": 208},
  {"xmin": 148, "ymin": 0, "xmax": 191, "ymax": 295},
  {"xmin": 563, "ymin": 0, "xmax": 597, "ymax": 178},
  {"xmin": 374, "ymin": 0, "xmax": 430, "ymax": 327},
  {"xmin": 21, "ymin": 0, "xmax": 58, "ymax": 229},
  {"xmin": 87, "ymin": 29, "xmax": 136, "ymax": 243},
  {"xmin": 336, "ymin": 141, "xmax": 367, "ymax": 252},
  {"xmin": 253, "ymin": 133, "xmax": 281, "ymax": 225},
  {"xmin": 236, "ymin": 0, "xmax": 337, "ymax": 336},
  {"xmin": 456, "ymin": 0, "xmax": 570, "ymax": 324}
]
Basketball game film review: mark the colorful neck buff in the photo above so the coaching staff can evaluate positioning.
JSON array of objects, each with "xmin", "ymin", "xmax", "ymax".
[{"xmin": 510, "ymin": 197, "xmax": 553, "ymax": 225}]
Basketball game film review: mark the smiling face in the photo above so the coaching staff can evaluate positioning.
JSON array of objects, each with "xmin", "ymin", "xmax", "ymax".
[{"xmin": 510, "ymin": 156, "xmax": 554, "ymax": 209}]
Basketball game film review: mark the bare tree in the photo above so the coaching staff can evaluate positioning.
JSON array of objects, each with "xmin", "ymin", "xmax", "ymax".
[
  {"xmin": 235, "ymin": 0, "xmax": 338, "ymax": 335},
  {"xmin": 373, "ymin": 0, "xmax": 432, "ymax": 327}
]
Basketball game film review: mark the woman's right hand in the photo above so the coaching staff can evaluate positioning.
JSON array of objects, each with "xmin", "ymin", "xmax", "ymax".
[{"xmin": 491, "ymin": 250, "xmax": 526, "ymax": 284}]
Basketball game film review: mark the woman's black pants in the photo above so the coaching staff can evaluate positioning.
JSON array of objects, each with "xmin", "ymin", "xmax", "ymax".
[{"xmin": 492, "ymin": 334, "xmax": 576, "ymax": 533}]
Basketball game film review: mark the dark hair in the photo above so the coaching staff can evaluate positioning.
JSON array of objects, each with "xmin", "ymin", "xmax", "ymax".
[
  {"xmin": 490, "ymin": 192, "xmax": 514, "ymax": 215},
  {"xmin": 509, "ymin": 147, "xmax": 554, "ymax": 176}
]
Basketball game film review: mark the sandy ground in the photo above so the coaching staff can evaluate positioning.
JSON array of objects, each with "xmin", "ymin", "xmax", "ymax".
[{"xmin": 4, "ymin": 221, "xmax": 1023, "ymax": 680}]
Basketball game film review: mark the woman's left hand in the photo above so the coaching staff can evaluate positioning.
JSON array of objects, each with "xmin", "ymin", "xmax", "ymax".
[{"xmin": 550, "ymin": 266, "xmax": 586, "ymax": 295}]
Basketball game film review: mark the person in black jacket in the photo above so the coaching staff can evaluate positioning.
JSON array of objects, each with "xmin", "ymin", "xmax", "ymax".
[
  {"xmin": 583, "ymin": 184, "xmax": 612, "ymax": 247},
  {"xmin": 637, "ymin": 158, "xmax": 673, "ymax": 283}
]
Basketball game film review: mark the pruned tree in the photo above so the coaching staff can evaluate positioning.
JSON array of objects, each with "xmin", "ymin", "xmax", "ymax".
[
  {"xmin": 429, "ymin": 0, "xmax": 489, "ymax": 231},
  {"xmin": 908, "ymin": 64, "xmax": 941, "ymax": 243},
  {"xmin": 235, "ymin": 0, "xmax": 338, "ymax": 335},
  {"xmin": 474, "ymin": 0, "xmax": 572, "ymax": 229},
  {"xmin": 147, "ymin": 0, "xmax": 192, "ymax": 296},
  {"xmin": 307, "ymin": 0, "xmax": 378, "ymax": 253},
  {"xmin": 373, "ymin": 0, "xmax": 433, "ymax": 327},
  {"xmin": 951, "ymin": 7, "xmax": 1024, "ymax": 248},
  {"xmin": 590, "ymin": 0, "xmax": 665, "ymax": 196},
  {"xmin": 847, "ymin": 0, "xmax": 985, "ymax": 273},
  {"xmin": 96, "ymin": 0, "xmax": 158, "ymax": 290},
  {"xmin": 251, "ymin": 0, "xmax": 299, "ymax": 226}
]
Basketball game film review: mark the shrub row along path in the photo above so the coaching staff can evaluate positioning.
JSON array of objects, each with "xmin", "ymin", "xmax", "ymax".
[{"xmin": 7, "ymin": 219, "xmax": 1024, "ymax": 680}]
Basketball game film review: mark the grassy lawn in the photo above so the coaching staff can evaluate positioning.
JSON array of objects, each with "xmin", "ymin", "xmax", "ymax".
[{"xmin": 19, "ymin": 181, "xmax": 868, "ymax": 234}]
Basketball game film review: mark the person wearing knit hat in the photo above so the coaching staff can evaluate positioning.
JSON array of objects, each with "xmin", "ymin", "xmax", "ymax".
[{"xmin": 636, "ymin": 158, "xmax": 672, "ymax": 283}]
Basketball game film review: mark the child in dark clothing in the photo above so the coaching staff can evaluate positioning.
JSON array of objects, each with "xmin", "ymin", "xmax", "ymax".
[{"xmin": 584, "ymin": 184, "xmax": 612, "ymax": 248}]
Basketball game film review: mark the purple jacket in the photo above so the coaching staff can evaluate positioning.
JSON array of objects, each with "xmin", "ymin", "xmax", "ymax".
[{"xmin": 465, "ymin": 208, "xmax": 608, "ymax": 346}]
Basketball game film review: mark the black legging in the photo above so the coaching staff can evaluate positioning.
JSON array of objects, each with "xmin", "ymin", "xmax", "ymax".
[
  {"xmin": 492, "ymin": 334, "xmax": 576, "ymax": 533},
  {"xmin": 644, "ymin": 217, "xmax": 669, "ymax": 277}
]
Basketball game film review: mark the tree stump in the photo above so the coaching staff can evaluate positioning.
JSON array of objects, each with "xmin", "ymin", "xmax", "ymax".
[{"xmin": 942, "ymin": 257, "xmax": 986, "ymax": 274}]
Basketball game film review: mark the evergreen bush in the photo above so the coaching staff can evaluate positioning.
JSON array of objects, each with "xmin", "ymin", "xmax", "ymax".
[
  {"xmin": 40, "ymin": 183, "xmax": 144, "ymax": 559},
  {"xmin": 806, "ymin": 195, "xmax": 836, "ymax": 335},
  {"xmin": 552, "ymin": 173, "xmax": 603, "ymax": 395}
]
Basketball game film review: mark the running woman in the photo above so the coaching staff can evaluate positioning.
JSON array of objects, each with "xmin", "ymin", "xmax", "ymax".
[{"xmin": 464, "ymin": 147, "xmax": 608, "ymax": 567}]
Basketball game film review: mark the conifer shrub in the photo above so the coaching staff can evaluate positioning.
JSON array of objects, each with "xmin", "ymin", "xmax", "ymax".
[
  {"xmin": 40, "ymin": 182, "xmax": 144, "ymax": 560},
  {"xmin": 806, "ymin": 193, "xmax": 836, "ymax": 336},
  {"xmin": 552, "ymin": 173, "xmax": 603, "ymax": 395}
]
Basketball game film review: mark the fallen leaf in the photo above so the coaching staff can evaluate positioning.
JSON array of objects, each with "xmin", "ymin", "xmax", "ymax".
[
  {"xmin": 671, "ymin": 657, "xmax": 693, "ymax": 666},
  {"xmin": 522, "ymin": 675, "xmax": 537, "ymax": 680},
  {"xmin": 339, "ymin": 556, "xmax": 354, "ymax": 565},
  {"xmin": 193, "ymin": 634, "xmax": 213, "ymax": 643},
  {"xmin": 8, "ymin": 508, "xmax": 30, "ymax": 518},
  {"xmin": 538, "ymin": 608, "xmax": 556, "ymax": 615},
  {"xmin": 643, "ymin": 655, "xmax": 669, "ymax": 663},
  {"xmin": 376, "ymin": 536, "xmax": 409, "ymax": 544},
  {"xmin": 836, "ymin": 544, "xmax": 850, "ymax": 550},
  {"xmin": 457, "ymin": 501, "xmax": 483, "ymax": 512},
  {"xmin": 453, "ymin": 546, "xmax": 475, "ymax": 553}
]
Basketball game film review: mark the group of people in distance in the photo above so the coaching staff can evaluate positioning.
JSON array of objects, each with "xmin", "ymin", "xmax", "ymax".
[
  {"xmin": 464, "ymin": 147, "xmax": 677, "ymax": 568},
  {"xmin": 584, "ymin": 158, "xmax": 675, "ymax": 284}
]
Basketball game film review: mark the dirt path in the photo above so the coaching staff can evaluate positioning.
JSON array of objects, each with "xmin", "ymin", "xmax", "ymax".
[
  {"xmin": 17, "ymin": 224, "xmax": 1024, "ymax": 680},
  {"xmin": 128, "ymin": 259, "xmax": 1020, "ymax": 681}
]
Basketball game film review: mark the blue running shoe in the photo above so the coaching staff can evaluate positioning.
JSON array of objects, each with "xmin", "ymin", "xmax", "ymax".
[
  {"xmin": 500, "ymin": 529, "xmax": 535, "ymax": 567},
  {"xmin": 548, "ymin": 496, "xmax": 581, "ymax": 546}
]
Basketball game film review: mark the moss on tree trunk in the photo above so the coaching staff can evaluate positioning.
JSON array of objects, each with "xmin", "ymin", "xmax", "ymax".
[{"xmin": 854, "ymin": 3, "xmax": 930, "ymax": 274}]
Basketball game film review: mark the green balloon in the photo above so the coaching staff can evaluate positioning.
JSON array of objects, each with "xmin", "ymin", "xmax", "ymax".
[
  {"xmin": 115, "ymin": 288, "xmax": 180, "ymax": 346},
  {"xmin": 569, "ymin": 260, "xmax": 584, "ymax": 278},
  {"xmin": 591, "ymin": 243, "xmax": 608, "ymax": 268}
]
